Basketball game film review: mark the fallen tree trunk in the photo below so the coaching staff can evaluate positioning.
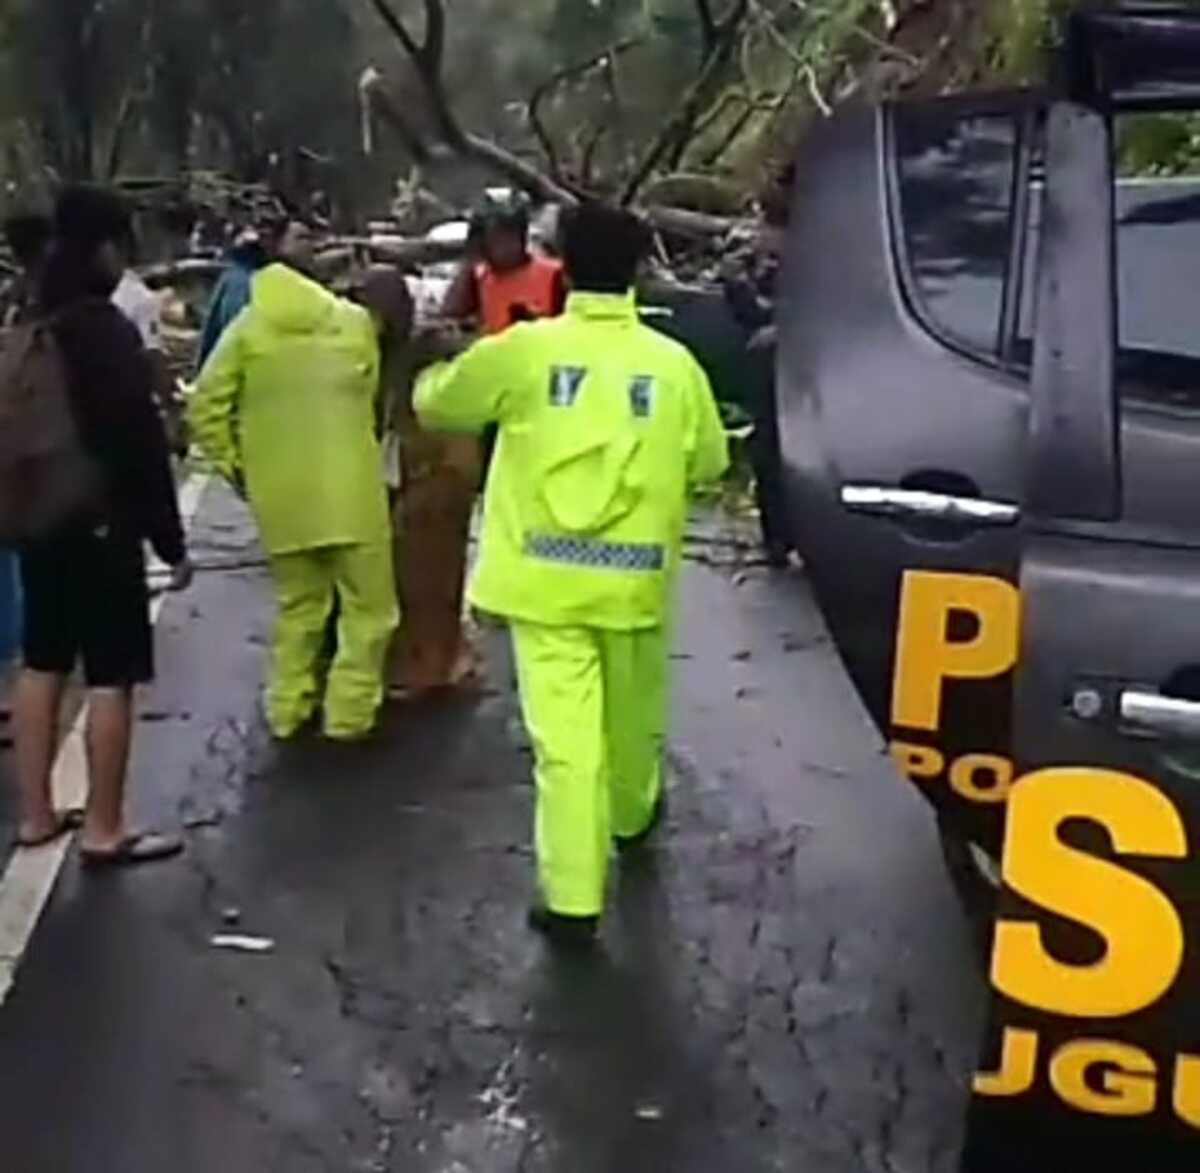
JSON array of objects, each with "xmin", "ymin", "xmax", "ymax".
[
  {"xmin": 644, "ymin": 205, "xmax": 746, "ymax": 240},
  {"xmin": 141, "ymin": 258, "xmax": 227, "ymax": 288},
  {"xmin": 141, "ymin": 235, "xmax": 465, "ymax": 291},
  {"xmin": 326, "ymin": 236, "xmax": 465, "ymax": 267}
]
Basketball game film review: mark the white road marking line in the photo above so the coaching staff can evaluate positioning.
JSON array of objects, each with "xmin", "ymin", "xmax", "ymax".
[{"xmin": 0, "ymin": 474, "xmax": 211, "ymax": 1005}]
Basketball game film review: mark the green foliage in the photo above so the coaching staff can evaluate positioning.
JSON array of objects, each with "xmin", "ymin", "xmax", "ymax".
[
  {"xmin": 986, "ymin": 0, "xmax": 1068, "ymax": 83},
  {"xmin": 983, "ymin": 0, "xmax": 1200, "ymax": 179},
  {"xmin": 11, "ymin": 0, "xmax": 1200, "ymax": 218},
  {"xmin": 0, "ymin": 0, "xmax": 364, "ymax": 210},
  {"xmin": 1118, "ymin": 114, "xmax": 1200, "ymax": 179}
]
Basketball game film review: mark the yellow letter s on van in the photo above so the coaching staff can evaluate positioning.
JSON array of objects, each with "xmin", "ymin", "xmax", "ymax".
[{"xmin": 993, "ymin": 768, "xmax": 1187, "ymax": 1019}]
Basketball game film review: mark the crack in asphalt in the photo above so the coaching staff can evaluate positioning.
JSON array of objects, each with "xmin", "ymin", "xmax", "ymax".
[{"xmin": 117, "ymin": 512, "xmax": 975, "ymax": 1172}]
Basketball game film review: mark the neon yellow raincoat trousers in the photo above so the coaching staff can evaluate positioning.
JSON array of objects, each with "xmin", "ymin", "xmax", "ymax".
[
  {"xmin": 416, "ymin": 291, "xmax": 729, "ymax": 917},
  {"xmin": 190, "ymin": 264, "xmax": 398, "ymax": 739}
]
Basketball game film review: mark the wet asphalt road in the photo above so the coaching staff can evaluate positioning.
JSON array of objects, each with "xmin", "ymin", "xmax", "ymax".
[{"xmin": 0, "ymin": 485, "xmax": 984, "ymax": 1172}]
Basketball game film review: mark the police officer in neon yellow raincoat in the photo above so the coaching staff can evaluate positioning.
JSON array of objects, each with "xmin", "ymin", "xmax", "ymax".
[
  {"xmin": 190, "ymin": 247, "xmax": 398, "ymax": 740},
  {"xmin": 416, "ymin": 204, "xmax": 729, "ymax": 944}
]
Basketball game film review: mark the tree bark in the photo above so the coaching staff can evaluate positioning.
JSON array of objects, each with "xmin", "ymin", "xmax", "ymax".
[
  {"xmin": 366, "ymin": 0, "xmax": 462, "ymax": 147},
  {"xmin": 620, "ymin": 0, "xmax": 748, "ymax": 205},
  {"xmin": 527, "ymin": 37, "xmax": 643, "ymax": 185}
]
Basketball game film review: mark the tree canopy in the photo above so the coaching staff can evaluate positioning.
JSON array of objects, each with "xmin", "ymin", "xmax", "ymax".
[{"xmin": 0, "ymin": 0, "xmax": 1188, "ymax": 224}]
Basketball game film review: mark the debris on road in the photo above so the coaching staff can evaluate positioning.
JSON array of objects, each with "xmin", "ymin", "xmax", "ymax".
[
  {"xmin": 182, "ymin": 810, "xmax": 224, "ymax": 830},
  {"xmin": 210, "ymin": 934, "xmax": 275, "ymax": 954}
]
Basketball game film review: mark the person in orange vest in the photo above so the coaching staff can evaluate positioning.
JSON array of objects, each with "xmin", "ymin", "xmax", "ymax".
[
  {"xmin": 442, "ymin": 193, "xmax": 567, "ymax": 484},
  {"xmin": 442, "ymin": 193, "xmax": 566, "ymax": 335}
]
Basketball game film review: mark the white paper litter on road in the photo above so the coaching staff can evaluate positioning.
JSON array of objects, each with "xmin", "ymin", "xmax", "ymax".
[{"xmin": 210, "ymin": 934, "xmax": 275, "ymax": 954}]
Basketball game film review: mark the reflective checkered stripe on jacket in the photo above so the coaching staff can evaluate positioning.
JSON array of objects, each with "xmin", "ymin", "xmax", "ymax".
[{"xmin": 523, "ymin": 532, "xmax": 666, "ymax": 572}]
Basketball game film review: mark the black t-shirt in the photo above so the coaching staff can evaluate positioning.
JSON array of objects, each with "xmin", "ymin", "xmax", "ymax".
[{"xmin": 38, "ymin": 250, "xmax": 184, "ymax": 565}]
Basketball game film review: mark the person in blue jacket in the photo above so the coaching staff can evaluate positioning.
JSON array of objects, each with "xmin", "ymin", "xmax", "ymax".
[{"xmin": 195, "ymin": 228, "xmax": 269, "ymax": 372}]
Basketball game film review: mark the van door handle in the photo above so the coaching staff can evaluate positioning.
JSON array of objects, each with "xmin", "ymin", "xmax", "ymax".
[
  {"xmin": 1119, "ymin": 690, "xmax": 1200, "ymax": 740},
  {"xmin": 840, "ymin": 486, "xmax": 1020, "ymax": 528}
]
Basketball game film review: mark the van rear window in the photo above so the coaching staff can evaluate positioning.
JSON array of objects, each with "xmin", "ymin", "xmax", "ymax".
[{"xmin": 891, "ymin": 106, "xmax": 1019, "ymax": 361}]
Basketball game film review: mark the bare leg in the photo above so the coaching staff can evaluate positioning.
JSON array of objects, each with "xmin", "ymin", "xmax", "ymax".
[
  {"xmin": 14, "ymin": 669, "xmax": 67, "ymax": 843},
  {"xmin": 79, "ymin": 687, "xmax": 133, "ymax": 854}
]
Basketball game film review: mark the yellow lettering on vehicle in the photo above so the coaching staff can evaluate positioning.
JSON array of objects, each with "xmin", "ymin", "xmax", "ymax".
[
  {"xmin": 891, "ymin": 571, "xmax": 1020, "ymax": 732},
  {"xmin": 1050, "ymin": 1040, "xmax": 1157, "ymax": 1117},
  {"xmin": 889, "ymin": 744, "xmax": 1015, "ymax": 804},
  {"xmin": 973, "ymin": 1028, "xmax": 1038, "ymax": 1097},
  {"xmin": 1173, "ymin": 1055, "xmax": 1200, "ymax": 1127},
  {"xmin": 949, "ymin": 753, "xmax": 1014, "ymax": 804},
  {"xmin": 977, "ymin": 1036, "xmax": 1200, "ymax": 1129},
  {"xmin": 889, "ymin": 741, "xmax": 944, "ymax": 781},
  {"xmin": 993, "ymin": 768, "xmax": 1188, "ymax": 1018}
]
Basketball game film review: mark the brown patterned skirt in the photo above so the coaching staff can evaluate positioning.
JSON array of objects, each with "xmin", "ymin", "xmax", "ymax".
[{"xmin": 387, "ymin": 431, "xmax": 482, "ymax": 695}]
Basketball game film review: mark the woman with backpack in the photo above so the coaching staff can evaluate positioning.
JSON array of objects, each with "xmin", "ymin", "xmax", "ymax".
[{"xmin": 8, "ymin": 186, "xmax": 192, "ymax": 865}]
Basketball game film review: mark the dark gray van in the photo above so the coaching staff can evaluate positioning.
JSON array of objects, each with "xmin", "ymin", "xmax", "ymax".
[{"xmin": 783, "ymin": 8, "xmax": 1200, "ymax": 1166}]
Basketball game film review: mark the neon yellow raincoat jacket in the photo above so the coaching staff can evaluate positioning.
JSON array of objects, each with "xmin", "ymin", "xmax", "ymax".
[
  {"xmin": 189, "ymin": 264, "xmax": 397, "ymax": 741},
  {"xmin": 189, "ymin": 263, "xmax": 388, "ymax": 555},
  {"xmin": 415, "ymin": 291, "xmax": 729, "ymax": 631}
]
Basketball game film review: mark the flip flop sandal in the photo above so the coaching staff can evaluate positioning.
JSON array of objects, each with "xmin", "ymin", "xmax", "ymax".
[
  {"xmin": 17, "ymin": 808, "xmax": 85, "ymax": 849},
  {"xmin": 80, "ymin": 832, "xmax": 184, "ymax": 870}
]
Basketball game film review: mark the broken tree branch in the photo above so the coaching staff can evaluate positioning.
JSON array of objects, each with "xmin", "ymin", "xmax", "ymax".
[
  {"xmin": 360, "ymin": 58, "xmax": 578, "ymax": 206},
  {"xmin": 462, "ymin": 133, "xmax": 578, "ymax": 205},
  {"xmin": 423, "ymin": 0, "xmax": 447, "ymax": 73},
  {"xmin": 368, "ymin": 0, "xmax": 592, "ymax": 201},
  {"xmin": 366, "ymin": 0, "xmax": 423, "ymax": 67},
  {"xmin": 580, "ymin": 123, "xmax": 609, "ymax": 191},
  {"xmin": 643, "ymin": 205, "xmax": 745, "ymax": 240},
  {"xmin": 702, "ymin": 102, "xmax": 763, "ymax": 167},
  {"xmin": 620, "ymin": 0, "xmax": 749, "ymax": 205},
  {"xmin": 359, "ymin": 65, "xmax": 433, "ymax": 162},
  {"xmin": 528, "ymin": 36, "xmax": 643, "ymax": 185},
  {"xmin": 694, "ymin": 0, "xmax": 719, "ymax": 54},
  {"xmin": 367, "ymin": 0, "xmax": 462, "ymax": 146}
]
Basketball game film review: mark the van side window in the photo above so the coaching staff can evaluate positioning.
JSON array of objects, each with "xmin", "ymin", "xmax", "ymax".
[
  {"xmin": 1114, "ymin": 113, "xmax": 1200, "ymax": 407},
  {"xmin": 1020, "ymin": 113, "xmax": 1200, "ymax": 408},
  {"xmin": 891, "ymin": 105, "xmax": 1020, "ymax": 361}
]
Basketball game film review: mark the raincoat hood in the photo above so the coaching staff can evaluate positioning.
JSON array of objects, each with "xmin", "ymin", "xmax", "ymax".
[
  {"xmin": 251, "ymin": 263, "xmax": 336, "ymax": 335},
  {"xmin": 189, "ymin": 264, "xmax": 387, "ymax": 558}
]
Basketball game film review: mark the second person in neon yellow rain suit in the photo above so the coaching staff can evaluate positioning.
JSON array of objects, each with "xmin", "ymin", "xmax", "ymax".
[
  {"xmin": 416, "ymin": 204, "xmax": 729, "ymax": 946},
  {"xmin": 190, "ymin": 230, "xmax": 398, "ymax": 740}
]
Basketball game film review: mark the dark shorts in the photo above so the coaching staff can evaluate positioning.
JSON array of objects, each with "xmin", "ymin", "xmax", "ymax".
[{"xmin": 19, "ymin": 525, "xmax": 152, "ymax": 688}]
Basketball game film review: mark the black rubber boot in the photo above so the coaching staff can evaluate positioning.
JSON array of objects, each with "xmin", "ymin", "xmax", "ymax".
[
  {"xmin": 527, "ymin": 905, "xmax": 599, "ymax": 949},
  {"xmin": 615, "ymin": 792, "xmax": 666, "ymax": 853}
]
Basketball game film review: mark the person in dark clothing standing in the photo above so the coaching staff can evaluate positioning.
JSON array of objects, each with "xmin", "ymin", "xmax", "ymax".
[
  {"xmin": 441, "ymin": 195, "xmax": 566, "ymax": 333},
  {"xmin": 3, "ymin": 213, "xmax": 52, "ymax": 327},
  {"xmin": 13, "ymin": 186, "xmax": 192, "ymax": 865},
  {"xmin": 721, "ymin": 234, "xmax": 794, "ymax": 569},
  {"xmin": 0, "ymin": 213, "xmax": 53, "ymax": 745}
]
